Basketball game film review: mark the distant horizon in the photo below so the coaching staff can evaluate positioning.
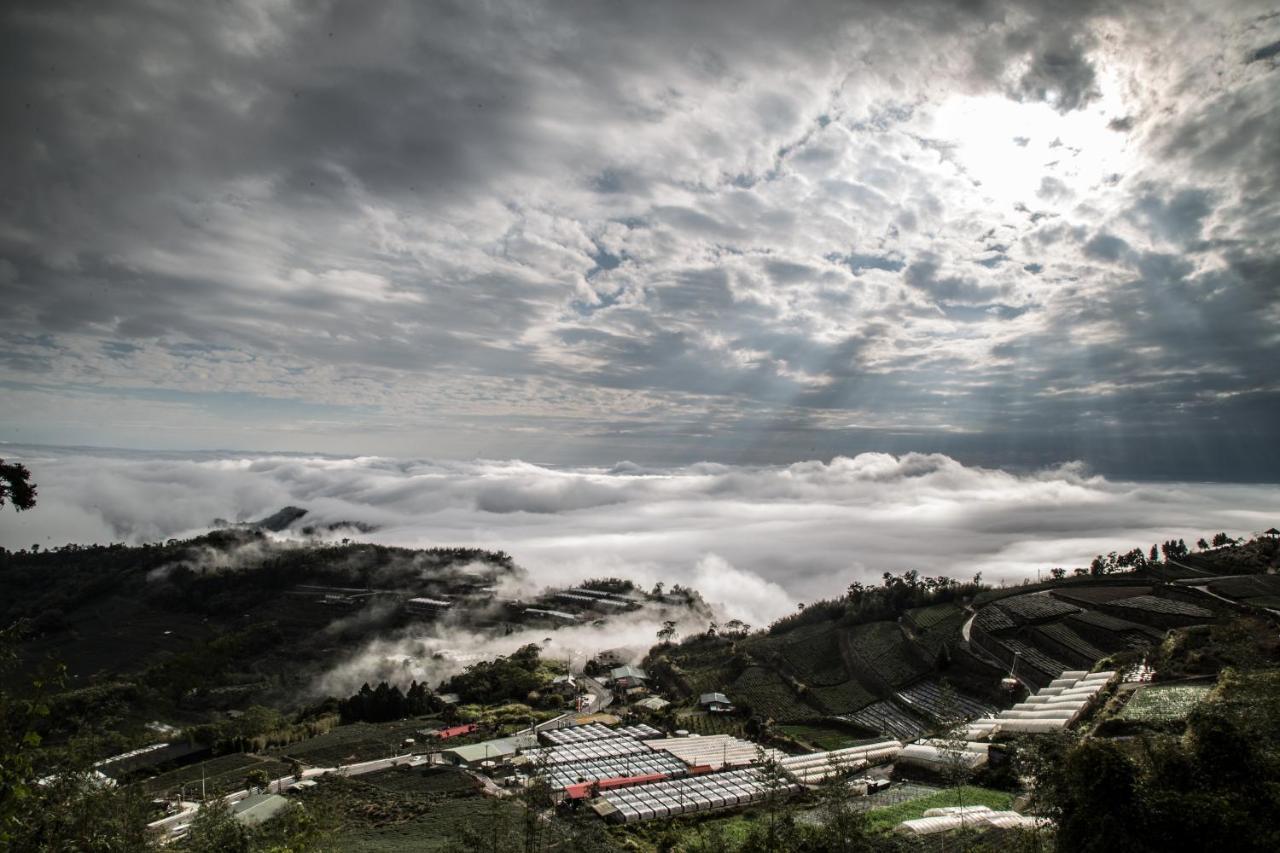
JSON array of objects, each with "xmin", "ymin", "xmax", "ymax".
[{"xmin": 4, "ymin": 446, "xmax": 1277, "ymax": 624}]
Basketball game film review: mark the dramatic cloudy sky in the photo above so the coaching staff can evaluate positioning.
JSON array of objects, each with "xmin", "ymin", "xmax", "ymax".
[{"xmin": 2, "ymin": 0, "xmax": 1279, "ymax": 478}]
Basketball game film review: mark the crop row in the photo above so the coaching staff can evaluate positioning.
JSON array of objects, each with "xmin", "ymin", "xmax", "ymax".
[
  {"xmin": 844, "ymin": 622, "xmax": 930, "ymax": 688},
  {"xmin": 894, "ymin": 679, "xmax": 993, "ymax": 722},
  {"xmin": 730, "ymin": 666, "xmax": 817, "ymax": 723},
  {"xmin": 807, "ymin": 679, "xmax": 877, "ymax": 715},
  {"xmin": 1109, "ymin": 595, "xmax": 1213, "ymax": 618},
  {"xmin": 1116, "ymin": 684, "xmax": 1212, "ymax": 723},
  {"xmin": 1031, "ymin": 623, "xmax": 1108, "ymax": 666},
  {"xmin": 994, "ymin": 594, "xmax": 1081, "ymax": 624},
  {"xmin": 836, "ymin": 699, "xmax": 925, "ymax": 741},
  {"xmin": 782, "ymin": 628, "xmax": 850, "ymax": 686}
]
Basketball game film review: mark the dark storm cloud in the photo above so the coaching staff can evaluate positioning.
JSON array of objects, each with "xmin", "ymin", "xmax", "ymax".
[{"xmin": 1, "ymin": 0, "xmax": 1278, "ymax": 478}]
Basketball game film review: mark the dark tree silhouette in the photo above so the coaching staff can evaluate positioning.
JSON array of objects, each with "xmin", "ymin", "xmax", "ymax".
[{"xmin": 0, "ymin": 460, "xmax": 36, "ymax": 512}]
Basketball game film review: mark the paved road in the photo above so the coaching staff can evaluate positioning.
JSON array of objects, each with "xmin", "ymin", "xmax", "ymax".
[{"xmin": 578, "ymin": 674, "xmax": 613, "ymax": 713}]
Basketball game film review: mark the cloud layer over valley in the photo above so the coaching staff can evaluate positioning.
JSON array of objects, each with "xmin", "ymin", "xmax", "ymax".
[{"xmin": 3, "ymin": 446, "xmax": 1276, "ymax": 627}]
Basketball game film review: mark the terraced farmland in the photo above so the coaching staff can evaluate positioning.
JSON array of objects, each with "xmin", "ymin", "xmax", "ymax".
[
  {"xmin": 843, "ymin": 622, "xmax": 930, "ymax": 688},
  {"xmin": 781, "ymin": 627, "xmax": 849, "ymax": 686},
  {"xmin": 895, "ymin": 679, "xmax": 993, "ymax": 722},
  {"xmin": 1050, "ymin": 585, "xmax": 1153, "ymax": 606},
  {"xmin": 973, "ymin": 605, "xmax": 1016, "ymax": 634},
  {"xmin": 729, "ymin": 666, "xmax": 817, "ymax": 722},
  {"xmin": 836, "ymin": 699, "xmax": 925, "ymax": 741},
  {"xmin": 905, "ymin": 602, "xmax": 963, "ymax": 631},
  {"xmin": 1206, "ymin": 574, "xmax": 1280, "ymax": 604},
  {"xmin": 1108, "ymin": 595, "xmax": 1214, "ymax": 620},
  {"xmin": 807, "ymin": 679, "xmax": 876, "ymax": 715},
  {"xmin": 1116, "ymin": 683, "xmax": 1212, "ymax": 723},
  {"xmin": 994, "ymin": 593, "xmax": 1081, "ymax": 624},
  {"xmin": 999, "ymin": 639, "xmax": 1069, "ymax": 682},
  {"xmin": 1031, "ymin": 622, "xmax": 1108, "ymax": 667},
  {"xmin": 1063, "ymin": 611, "xmax": 1163, "ymax": 657}
]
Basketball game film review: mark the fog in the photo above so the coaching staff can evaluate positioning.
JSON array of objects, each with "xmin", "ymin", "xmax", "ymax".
[{"xmin": 3, "ymin": 446, "xmax": 1277, "ymax": 629}]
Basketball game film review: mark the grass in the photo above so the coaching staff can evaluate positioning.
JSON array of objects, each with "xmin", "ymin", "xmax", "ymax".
[
  {"xmin": 862, "ymin": 786, "xmax": 1016, "ymax": 832},
  {"xmin": 1116, "ymin": 683, "xmax": 1212, "ymax": 723}
]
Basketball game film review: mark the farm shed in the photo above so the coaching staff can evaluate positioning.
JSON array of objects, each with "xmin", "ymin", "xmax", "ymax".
[
  {"xmin": 232, "ymin": 794, "xmax": 290, "ymax": 827},
  {"xmin": 699, "ymin": 692, "xmax": 734, "ymax": 712},
  {"xmin": 635, "ymin": 696, "xmax": 671, "ymax": 712},
  {"xmin": 610, "ymin": 665, "xmax": 649, "ymax": 689},
  {"xmin": 442, "ymin": 734, "xmax": 537, "ymax": 767}
]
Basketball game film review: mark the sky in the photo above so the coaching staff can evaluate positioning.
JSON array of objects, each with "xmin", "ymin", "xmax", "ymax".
[{"xmin": 1, "ymin": 1, "xmax": 1278, "ymax": 479}]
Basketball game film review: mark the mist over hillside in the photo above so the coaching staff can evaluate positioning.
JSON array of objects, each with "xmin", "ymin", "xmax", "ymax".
[{"xmin": 3, "ymin": 446, "xmax": 1278, "ymax": 624}]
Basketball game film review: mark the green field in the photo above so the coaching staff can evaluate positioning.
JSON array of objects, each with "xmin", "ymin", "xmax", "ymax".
[
  {"xmin": 676, "ymin": 712, "xmax": 747, "ymax": 738},
  {"xmin": 329, "ymin": 795, "xmax": 523, "ymax": 852},
  {"xmin": 273, "ymin": 718, "xmax": 443, "ymax": 767},
  {"xmin": 140, "ymin": 752, "xmax": 293, "ymax": 797},
  {"xmin": 862, "ymin": 786, "xmax": 1016, "ymax": 832},
  {"xmin": 1116, "ymin": 683, "xmax": 1212, "ymax": 723},
  {"xmin": 730, "ymin": 666, "xmax": 818, "ymax": 722},
  {"xmin": 777, "ymin": 724, "xmax": 871, "ymax": 751}
]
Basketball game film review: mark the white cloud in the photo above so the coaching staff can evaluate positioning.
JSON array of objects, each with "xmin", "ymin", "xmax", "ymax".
[{"xmin": 3, "ymin": 447, "xmax": 1276, "ymax": 627}]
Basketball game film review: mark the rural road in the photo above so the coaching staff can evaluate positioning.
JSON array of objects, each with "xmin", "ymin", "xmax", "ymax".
[{"xmin": 148, "ymin": 752, "xmax": 429, "ymax": 839}]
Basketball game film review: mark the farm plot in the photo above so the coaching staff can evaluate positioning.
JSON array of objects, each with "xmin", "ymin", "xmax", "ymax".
[
  {"xmin": 776, "ymin": 724, "xmax": 873, "ymax": 751},
  {"xmin": 994, "ymin": 594, "xmax": 1081, "ymax": 624},
  {"xmin": 276, "ymin": 719, "xmax": 441, "ymax": 767},
  {"xmin": 1065, "ymin": 610, "xmax": 1162, "ymax": 649},
  {"xmin": 999, "ymin": 639, "xmax": 1068, "ymax": 682},
  {"xmin": 676, "ymin": 713, "xmax": 747, "ymax": 738},
  {"xmin": 973, "ymin": 605, "xmax": 1016, "ymax": 634},
  {"xmin": 1112, "ymin": 595, "xmax": 1214, "ymax": 617},
  {"xmin": 1031, "ymin": 623, "xmax": 1108, "ymax": 667},
  {"xmin": 836, "ymin": 699, "xmax": 926, "ymax": 741},
  {"xmin": 781, "ymin": 628, "xmax": 849, "ymax": 686},
  {"xmin": 905, "ymin": 602, "xmax": 962, "ymax": 632},
  {"xmin": 843, "ymin": 622, "xmax": 930, "ymax": 688},
  {"xmin": 1116, "ymin": 683, "xmax": 1212, "ymax": 723},
  {"xmin": 1207, "ymin": 574, "xmax": 1280, "ymax": 604},
  {"xmin": 357, "ymin": 765, "xmax": 479, "ymax": 796},
  {"xmin": 307, "ymin": 775, "xmax": 519, "ymax": 852},
  {"xmin": 1051, "ymin": 586, "xmax": 1152, "ymax": 606},
  {"xmin": 141, "ymin": 753, "xmax": 292, "ymax": 797},
  {"xmin": 807, "ymin": 679, "xmax": 876, "ymax": 715},
  {"xmin": 730, "ymin": 666, "xmax": 819, "ymax": 722},
  {"xmin": 894, "ymin": 680, "xmax": 993, "ymax": 723}
]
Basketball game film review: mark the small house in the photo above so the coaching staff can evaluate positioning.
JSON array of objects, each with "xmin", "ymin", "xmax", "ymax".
[
  {"xmin": 699, "ymin": 692, "xmax": 734, "ymax": 713},
  {"xmin": 609, "ymin": 665, "xmax": 648, "ymax": 690}
]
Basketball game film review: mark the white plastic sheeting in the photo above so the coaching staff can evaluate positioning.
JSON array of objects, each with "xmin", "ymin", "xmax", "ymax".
[
  {"xmin": 963, "ymin": 671, "xmax": 1116, "ymax": 739},
  {"xmin": 896, "ymin": 805, "xmax": 1053, "ymax": 835}
]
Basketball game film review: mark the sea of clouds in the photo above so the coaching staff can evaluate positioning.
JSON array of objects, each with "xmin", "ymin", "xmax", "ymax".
[{"xmin": 2, "ymin": 446, "xmax": 1278, "ymax": 628}]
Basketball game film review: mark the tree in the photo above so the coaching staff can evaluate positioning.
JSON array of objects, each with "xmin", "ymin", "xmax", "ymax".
[
  {"xmin": 0, "ymin": 460, "xmax": 36, "ymax": 512},
  {"xmin": 1049, "ymin": 567, "xmax": 1066, "ymax": 580},
  {"xmin": 656, "ymin": 620, "xmax": 677, "ymax": 645},
  {"xmin": 245, "ymin": 768, "xmax": 271, "ymax": 793},
  {"xmin": 185, "ymin": 798, "xmax": 250, "ymax": 853}
]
